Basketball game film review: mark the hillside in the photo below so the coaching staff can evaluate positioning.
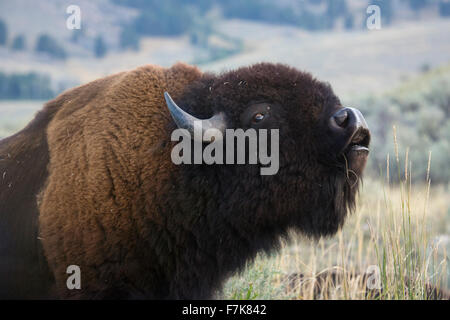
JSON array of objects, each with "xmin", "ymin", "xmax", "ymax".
[
  {"xmin": 0, "ymin": 17, "xmax": 449, "ymax": 99},
  {"xmin": 0, "ymin": 0, "xmax": 449, "ymax": 98}
]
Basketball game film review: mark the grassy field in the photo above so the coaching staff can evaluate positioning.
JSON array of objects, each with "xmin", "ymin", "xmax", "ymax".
[{"xmin": 220, "ymin": 143, "xmax": 449, "ymax": 300}]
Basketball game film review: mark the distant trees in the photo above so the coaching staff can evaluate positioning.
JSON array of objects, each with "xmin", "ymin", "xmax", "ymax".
[
  {"xmin": 0, "ymin": 72, "xmax": 54, "ymax": 99},
  {"xmin": 325, "ymin": 0, "xmax": 348, "ymax": 28},
  {"xmin": 439, "ymin": 0, "xmax": 450, "ymax": 16},
  {"xmin": 213, "ymin": 0, "xmax": 351, "ymax": 31},
  {"xmin": 408, "ymin": 0, "xmax": 429, "ymax": 11},
  {"xmin": 94, "ymin": 35, "xmax": 107, "ymax": 58},
  {"xmin": 119, "ymin": 27, "xmax": 140, "ymax": 51},
  {"xmin": 35, "ymin": 34, "xmax": 67, "ymax": 60},
  {"xmin": 133, "ymin": 7, "xmax": 193, "ymax": 36},
  {"xmin": 70, "ymin": 28, "xmax": 84, "ymax": 43},
  {"xmin": 11, "ymin": 34, "xmax": 26, "ymax": 51},
  {"xmin": 344, "ymin": 14, "xmax": 354, "ymax": 30},
  {"xmin": 221, "ymin": 0, "xmax": 300, "ymax": 27},
  {"xmin": 114, "ymin": 0, "xmax": 206, "ymax": 36},
  {"xmin": 0, "ymin": 19, "xmax": 7, "ymax": 46},
  {"xmin": 110, "ymin": 0, "xmax": 444, "ymax": 42},
  {"xmin": 367, "ymin": 0, "xmax": 393, "ymax": 25}
]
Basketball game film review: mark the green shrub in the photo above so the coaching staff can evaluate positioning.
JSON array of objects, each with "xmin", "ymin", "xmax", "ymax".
[
  {"xmin": 0, "ymin": 72, "xmax": 54, "ymax": 99},
  {"xmin": 119, "ymin": 26, "xmax": 140, "ymax": 50},
  {"xmin": 0, "ymin": 19, "xmax": 7, "ymax": 45},
  {"xmin": 94, "ymin": 35, "xmax": 107, "ymax": 58},
  {"xmin": 347, "ymin": 67, "xmax": 450, "ymax": 184},
  {"xmin": 440, "ymin": 0, "xmax": 450, "ymax": 16},
  {"xmin": 35, "ymin": 34, "xmax": 67, "ymax": 60},
  {"xmin": 11, "ymin": 34, "xmax": 26, "ymax": 51}
]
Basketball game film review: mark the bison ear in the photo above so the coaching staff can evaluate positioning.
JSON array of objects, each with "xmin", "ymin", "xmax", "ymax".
[{"xmin": 164, "ymin": 92, "xmax": 227, "ymax": 142}]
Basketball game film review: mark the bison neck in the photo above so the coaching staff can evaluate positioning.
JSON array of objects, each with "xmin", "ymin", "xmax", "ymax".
[
  {"xmin": 156, "ymin": 212, "xmax": 284, "ymax": 299},
  {"xmin": 151, "ymin": 167, "xmax": 287, "ymax": 300}
]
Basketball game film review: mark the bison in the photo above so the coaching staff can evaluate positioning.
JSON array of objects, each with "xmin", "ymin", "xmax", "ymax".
[{"xmin": 0, "ymin": 62, "xmax": 370, "ymax": 299}]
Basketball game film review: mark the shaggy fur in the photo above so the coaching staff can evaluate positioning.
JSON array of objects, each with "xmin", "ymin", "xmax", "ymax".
[
  {"xmin": 0, "ymin": 102, "xmax": 56, "ymax": 298},
  {"xmin": 0, "ymin": 62, "xmax": 368, "ymax": 299}
]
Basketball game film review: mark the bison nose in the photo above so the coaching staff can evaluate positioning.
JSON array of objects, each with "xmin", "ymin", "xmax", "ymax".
[
  {"xmin": 329, "ymin": 107, "xmax": 370, "ymax": 154},
  {"xmin": 330, "ymin": 108, "xmax": 367, "ymax": 131},
  {"xmin": 331, "ymin": 109, "xmax": 349, "ymax": 128}
]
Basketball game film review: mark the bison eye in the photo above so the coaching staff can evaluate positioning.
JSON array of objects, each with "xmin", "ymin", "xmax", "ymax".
[
  {"xmin": 241, "ymin": 102, "xmax": 274, "ymax": 128},
  {"xmin": 252, "ymin": 113, "xmax": 265, "ymax": 123}
]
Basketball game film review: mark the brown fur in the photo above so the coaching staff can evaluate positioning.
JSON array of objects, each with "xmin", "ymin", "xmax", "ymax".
[
  {"xmin": 0, "ymin": 102, "xmax": 55, "ymax": 298},
  {"xmin": 38, "ymin": 63, "xmax": 202, "ymax": 298}
]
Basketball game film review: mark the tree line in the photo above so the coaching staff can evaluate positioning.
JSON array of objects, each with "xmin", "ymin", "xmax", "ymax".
[
  {"xmin": 0, "ymin": 72, "xmax": 54, "ymax": 100},
  {"xmin": 0, "ymin": 19, "xmax": 108, "ymax": 59}
]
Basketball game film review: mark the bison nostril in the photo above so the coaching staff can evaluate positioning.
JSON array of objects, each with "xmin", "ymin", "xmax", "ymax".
[
  {"xmin": 328, "ymin": 107, "xmax": 370, "ymax": 155},
  {"xmin": 332, "ymin": 109, "xmax": 349, "ymax": 128}
]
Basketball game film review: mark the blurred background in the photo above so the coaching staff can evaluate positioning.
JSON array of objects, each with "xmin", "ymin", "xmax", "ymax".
[{"xmin": 0, "ymin": 0, "xmax": 449, "ymax": 183}]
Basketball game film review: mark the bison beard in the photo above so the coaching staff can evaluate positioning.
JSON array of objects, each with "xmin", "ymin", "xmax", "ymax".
[{"xmin": 0, "ymin": 62, "xmax": 369, "ymax": 299}]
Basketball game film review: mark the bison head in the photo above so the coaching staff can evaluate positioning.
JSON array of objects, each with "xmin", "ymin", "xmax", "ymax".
[{"xmin": 164, "ymin": 63, "xmax": 370, "ymax": 239}]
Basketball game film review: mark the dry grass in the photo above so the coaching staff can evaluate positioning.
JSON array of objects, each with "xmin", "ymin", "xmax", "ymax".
[{"xmin": 221, "ymin": 131, "xmax": 449, "ymax": 300}]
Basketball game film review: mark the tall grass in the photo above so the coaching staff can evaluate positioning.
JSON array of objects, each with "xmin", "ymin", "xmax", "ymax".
[{"xmin": 220, "ymin": 129, "xmax": 449, "ymax": 300}]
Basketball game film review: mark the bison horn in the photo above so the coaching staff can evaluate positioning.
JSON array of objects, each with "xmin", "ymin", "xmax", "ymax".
[{"xmin": 164, "ymin": 92, "xmax": 226, "ymax": 142}]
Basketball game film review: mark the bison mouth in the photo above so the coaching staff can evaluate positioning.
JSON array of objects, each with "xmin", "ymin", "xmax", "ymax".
[
  {"xmin": 343, "ymin": 128, "xmax": 370, "ymax": 154},
  {"xmin": 341, "ymin": 128, "xmax": 370, "ymax": 183},
  {"xmin": 327, "ymin": 107, "xmax": 370, "ymax": 179}
]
